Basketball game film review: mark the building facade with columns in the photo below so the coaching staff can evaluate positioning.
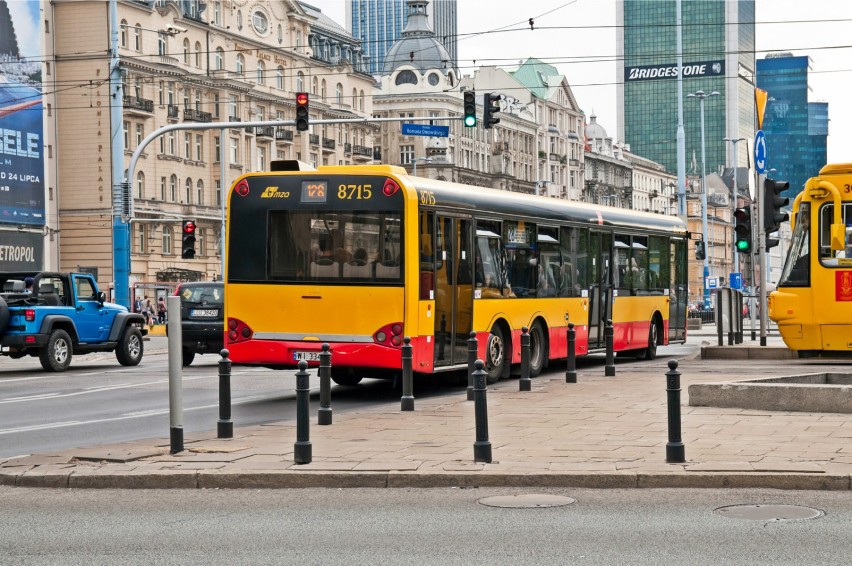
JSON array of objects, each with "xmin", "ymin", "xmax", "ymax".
[{"xmin": 45, "ymin": 0, "xmax": 375, "ymax": 296}]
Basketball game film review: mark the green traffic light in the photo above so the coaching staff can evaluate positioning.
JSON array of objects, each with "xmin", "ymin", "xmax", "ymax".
[
  {"xmin": 463, "ymin": 115, "xmax": 476, "ymax": 127},
  {"xmin": 736, "ymin": 239, "xmax": 750, "ymax": 252}
]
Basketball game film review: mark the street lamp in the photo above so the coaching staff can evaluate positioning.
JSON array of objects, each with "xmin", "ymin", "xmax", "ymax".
[
  {"xmin": 687, "ymin": 90, "xmax": 719, "ymax": 310},
  {"xmin": 412, "ymin": 157, "xmax": 432, "ymax": 176},
  {"xmin": 724, "ymin": 136, "xmax": 747, "ymax": 274}
]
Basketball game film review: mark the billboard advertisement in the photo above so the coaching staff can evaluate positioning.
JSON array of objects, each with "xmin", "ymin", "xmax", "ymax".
[
  {"xmin": 0, "ymin": 0, "xmax": 45, "ymax": 227},
  {"xmin": 624, "ymin": 60, "xmax": 725, "ymax": 82}
]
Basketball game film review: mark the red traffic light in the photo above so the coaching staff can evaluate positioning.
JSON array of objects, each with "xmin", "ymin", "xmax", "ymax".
[
  {"xmin": 183, "ymin": 220, "xmax": 196, "ymax": 234},
  {"xmin": 296, "ymin": 92, "xmax": 309, "ymax": 106}
]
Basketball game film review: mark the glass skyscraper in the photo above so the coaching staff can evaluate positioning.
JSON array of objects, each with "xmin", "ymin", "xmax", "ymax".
[
  {"xmin": 347, "ymin": 0, "xmax": 457, "ymax": 76},
  {"xmin": 617, "ymin": 1, "xmax": 755, "ymax": 177},
  {"xmin": 756, "ymin": 54, "xmax": 828, "ymax": 201}
]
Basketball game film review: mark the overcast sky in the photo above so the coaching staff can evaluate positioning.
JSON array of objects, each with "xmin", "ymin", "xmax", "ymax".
[{"xmin": 309, "ymin": 0, "xmax": 852, "ymax": 165}]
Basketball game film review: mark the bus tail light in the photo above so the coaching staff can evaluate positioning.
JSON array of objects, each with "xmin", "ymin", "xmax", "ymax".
[
  {"xmin": 235, "ymin": 179, "xmax": 250, "ymax": 197},
  {"xmin": 24, "ymin": 309, "xmax": 35, "ymax": 322},
  {"xmin": 382, "ymin": 179, "xmax": 400, "ymax": 197},
  {"xmin": 227, "ymin": 317, "xmax": 253, "ymax": 343},
  {"xmin": 374, "ymin": 322, "xmax": 403, "ymax": 348}
]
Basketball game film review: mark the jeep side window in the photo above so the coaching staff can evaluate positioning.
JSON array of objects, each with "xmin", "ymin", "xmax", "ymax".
[{"xmin": 75, "ymin": 278, "xmax": 96, "ymax": 301}]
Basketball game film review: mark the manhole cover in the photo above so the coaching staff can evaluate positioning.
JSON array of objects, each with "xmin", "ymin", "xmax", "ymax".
[
  {"xmin": 715, "ymin": 504, "xmax": 823, "ymax": 522},
  {"xmin": 478, "ymin": 494, "xmax": 576, "ymax": 508}
]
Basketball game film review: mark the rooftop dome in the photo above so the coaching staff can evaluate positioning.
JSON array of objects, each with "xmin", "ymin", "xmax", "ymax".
[
  {"xmin": 382, "ymin": 0, "xmax": 454, "ymax": 76},
  {"xmin": 586, "ymin": 113, "xmax": 608, "ymax": 142}
]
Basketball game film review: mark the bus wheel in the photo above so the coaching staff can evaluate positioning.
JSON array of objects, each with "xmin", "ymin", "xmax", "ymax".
[
  {"xmin": 528, "ymin": 321, "xmax": 546, "ymax": 377},
  {"xmin": 485, "ymin": 325, "xmax": 506, "ymax": 384},
  {"xmin": 331, "ymin": 370, "xmax": 363, "ymax": 386},
  {"xmin": 643, "ymin": 321, "xmax": 658, "ymax": 361}
]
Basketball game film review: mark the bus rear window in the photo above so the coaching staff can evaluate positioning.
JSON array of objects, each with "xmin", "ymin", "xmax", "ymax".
[{"xmin": 265, "ymin": 210, "xmax": 403, "ymax": 283}]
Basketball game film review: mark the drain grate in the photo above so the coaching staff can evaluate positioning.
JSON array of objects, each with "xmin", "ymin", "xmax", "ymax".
[
  {"xmin": 715, "ymin": 504, "xmax": 824, "ymax": 522},
  {"xmin": 478, "ymin": 494, "xmax": 576, "ymax": 509}
]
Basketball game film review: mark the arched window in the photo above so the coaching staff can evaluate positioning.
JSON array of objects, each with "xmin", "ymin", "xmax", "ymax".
[
  {"xmin": 395, "ymin": 70, "xmax": 417, "ymax": 86},
  {"xmin": 158, "ymin": 33, "xmax": 167, "ymax": 57},
  {"xmin": 169, "ymin": 174, "xmax": 177, "ymax": 202},
  {"xmin": 276, "ymin": 66, "xmax": 284, "ymax": 90},
  {"xmin": 352, "ymin": 88, "xmax": 357, "ymax": 108},
  {"xmin": 185, "ymin": 178, "xmax": 192, "ymax": 204},
  {"xmin": 215, "ymin": 47, "xmax": 224, "ymax": 71},
  {"xmin": 182, "ymin": 38, "xmax": 189, "ymax": 63},
  {"xmin": 120, "ymin": 20, "xmax": 128, "ymax": 48},
  {"xmin": 134, "ymin": 24, "xmax": 141, "ymax": 51},
  {"xmin": 163, "ymin": 226, "xmax": 173, "ymax": 255},
  {"xmin": 136, "ymin": 171, "xmax": 145, "ymax": 199},
  {"xmin": 236, "ymin": 53, "xmax": 245, "ymax": 76},
  {"xmin": 321, "ymin": 79, "xmax": 327, "ymax": 101},
  {"xmin": 359, "ymin": 90, "xmax": 365, "ymax": 111},
  {"xmin": 312, "ymin": 76, "xmax": 318, "ymax": 95},
  {"xmin": 196, "ymin": 179, "xmax": 204, "ymax": 205},
  {"xmin": 194, "ymin": 42, "xmax": 202, "ymax": 67},
  {"xmin": 256, "ymin": 60, "xmax": 265, "ymax": 85},
  {"xmin": 336, "ymin": 83, "xmax": 342, "ymax": 105},
  {"xmin": 296, "ymin": 71, "xmax": 304, "ymax": 92}
]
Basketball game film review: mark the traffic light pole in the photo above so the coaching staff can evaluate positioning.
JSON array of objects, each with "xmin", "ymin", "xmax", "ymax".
[{"xmin": 757, "ymin": 172, "xmax": 768, "ymax": 346}]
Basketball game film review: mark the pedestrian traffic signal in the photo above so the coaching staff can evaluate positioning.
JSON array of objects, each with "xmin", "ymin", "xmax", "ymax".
[
  {"xmin": 483, "ymin": 92, "xmax": 501, "ymax": 129},
  {"xmin": 733, "ymin": 207, "xmax": 752, "ymax": 253},
  {"xmin": 181, "ymin": 220, "xmax": 196, "ymax": 259},
  {"xmin": 694, "ymin": 239, "xmax": 706, "ymax": 260},
  {"xmin": 763, "ymin": 177, "xmax": 789, "ymax": 250},
  {"xmin": 295, "ymin": 92, "xmax": 309, "ymax": 132},
  {"xmin": 462, "ymin": 91, "xmax": 476, "ymax": 127}
]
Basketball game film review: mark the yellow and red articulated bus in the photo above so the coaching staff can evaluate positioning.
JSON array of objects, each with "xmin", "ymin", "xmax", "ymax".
[
  {"xmin": 770, "ymin": 163, "xmax": 852, "ymax": 355},
  {"xmin": 224, "ymin": 162, "xmax": 688, "ymax": 385}
]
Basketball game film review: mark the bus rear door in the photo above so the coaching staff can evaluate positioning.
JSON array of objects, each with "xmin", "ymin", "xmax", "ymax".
[
  {"xmin": 433, "ymin": 215, "xmax": 474, "ymax": 368},
  {"xmin": 588, "ymin": 230, "xmax": 613, "ymax": 349}
]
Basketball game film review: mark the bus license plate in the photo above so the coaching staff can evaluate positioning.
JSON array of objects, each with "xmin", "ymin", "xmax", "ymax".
[
  {"xmin": 191, "ymin": 309, "xmax": 218, "ymax": 317},
  {"xmin": 293, "ymin": 351, "xmax": 320, "ymax": 362}
]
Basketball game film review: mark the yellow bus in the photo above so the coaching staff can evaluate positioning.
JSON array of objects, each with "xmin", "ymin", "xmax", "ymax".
[
  {"xmin": 224, "ymin": 162, "xmax": 689, "ymax": 384},
  {"xmin": 770, "ymin": 163, "xmax": 852, "ymax": 355}
]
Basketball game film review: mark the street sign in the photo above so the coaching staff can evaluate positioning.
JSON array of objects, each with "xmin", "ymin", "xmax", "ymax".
[
  {"xmin": 729, "ymin": 272, "xmax": 743, "ymax": 290},
  {"xmin": 401, "ymin": 123, "xmax": 449, "ymax": 137},
  {"xmin": 754, "ymin": 130, "xmax": 767, "ymax": 174},
  {"xmin": 706, "ymin": 276, "xmax": 718, "ymax": 289}
]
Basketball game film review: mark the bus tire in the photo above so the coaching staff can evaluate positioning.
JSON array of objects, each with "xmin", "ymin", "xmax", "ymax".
[
  {"xmin": 331, "ymin": 370, "xmax": 363, "ymax": 386},
  {"xmin": 643, "ymin": 320, "xmax": 659, "ymax": 361},
  {"xmin": 485, "ymin": 325, "xmax": 506, "ymax": 384},
  {"xmin": 528, "ymin": 321, "xmax": 546, "ymax": 377}
]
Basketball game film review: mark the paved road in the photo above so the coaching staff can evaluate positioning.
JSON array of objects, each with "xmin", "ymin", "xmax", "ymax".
[{"xmin": 3, "ymin": 487, "xmax": 850, "ymax": 565}]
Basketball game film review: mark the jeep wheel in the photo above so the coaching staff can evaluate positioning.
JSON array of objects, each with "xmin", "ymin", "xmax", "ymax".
[
  {"xmin": 116, "ymin": 326, "xmax": 143, "ymax": 366},
  {"xmin": 39, "ymin": 329, "xmax": 72, "ymax": 372},
  {"xmin": 0, "ymin": 296, "xmax": 9, "ymax": 332},
  {"xmin": 182, "ymin": 347, "xmax": 196, "ymax": 367}
]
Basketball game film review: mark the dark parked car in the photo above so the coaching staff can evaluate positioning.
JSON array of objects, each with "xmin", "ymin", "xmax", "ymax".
[{"xmin": 174, "ymin": 281, "xmax": 223, "ymax": 366}]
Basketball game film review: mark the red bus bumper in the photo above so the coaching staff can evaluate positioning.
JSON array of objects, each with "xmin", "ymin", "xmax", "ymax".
[{"xmin": 227, "ymin": 338, "xmax": 402, "ymax": 369}]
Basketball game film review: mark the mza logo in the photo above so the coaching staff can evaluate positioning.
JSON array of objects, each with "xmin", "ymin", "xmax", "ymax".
[
  {"xmin": 260, "ymin": 186, "xmax": 290, "ymax": 198},
  {"xmin": 836, "ymin": 271, "xmax": 852, "ymax": 302}
]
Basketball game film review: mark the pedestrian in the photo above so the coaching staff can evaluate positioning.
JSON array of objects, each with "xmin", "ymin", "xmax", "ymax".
[
  {"xmin": 134, "ymin": 295, "xmax": 143, "ymax": 314},
  {"xmin": 157, "ymin": 297, "xmax": 166, "ymax": 324},
  {"xmin": 24, "ymin": 276, "xmax": 34, "ymax": 293},
  {"xmin": 144, "ymin": 296, "xmax": 154, "ymax": 326}
]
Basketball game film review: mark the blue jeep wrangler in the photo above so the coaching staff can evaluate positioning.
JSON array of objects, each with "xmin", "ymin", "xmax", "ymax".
[{"xmin": 0, "ymin": 272, "xmax": 147, "ymax": 371}]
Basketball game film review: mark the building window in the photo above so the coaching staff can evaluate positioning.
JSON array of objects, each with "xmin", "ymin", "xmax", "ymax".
[
  {"xmin": 167, "ymin": 131, "xmax": 175, "ymax": 155},
  {"xmin": 136, "ymin": 171, "xmax": 145, "ymax": 199},
  {"xmin": 196, "ymin": 179, "xmax": 204, "ymax": 205},
  {"xmin": 195, "ymin": 135, "xmax": 203, "ymax": 161},
  {"xmin": 236, "ymin": 10, "xmax": 242, "ymax": 30},
  {"xmin": 228, "ymin": 95, "xmax": 238, "ymax": 120},
  {"xmin": 135, "ymin": 122, "xmax": 144, "ymax": 148},
  {"xmin": 321, "ymin": 79, "xmax": 327, "ymax": 101},
  {"xmin": 230, "ymin": 138, "xmax": 239, "ymax": 164},
  {"xmin": 214, "ymin": 47, "xmax": 224, "ymax": 71},
  {"xmin": 395, "ymin": 70, "xmax": 417, "ymax": 86},
  {"xmin": 214, "ymin": 136, "xmax": 221, "ymax": 162},
  {"xmin": 276, "ymin": 66, "xmax": 284, "ymax": 90},
  {"xmin": 296, "ymin": 71, "xmax": 304, "ymax": 93},
  {"xmin": 134, "ymin": 24, "xmax": 141, "ymax": 51},
  {"xmin": 137, "ymin": 223, "xmax": 147, "ymax": 253},
  {"xmin": 123, "ymin": 121, "xmax": 129, "ymax": 148},
  {"xmin": 197, "ymin": 228, "xmax": 205, "ymax": 257},
  {"xmin": 182, "ymin": 38, "xmax": 189, "ymax": 63},
  {"xmin": 257, "ymin": 60, "xmax": 265, "ymax": 85},
  {"xmin": 336, "ymin": 83, "xmax": 342, "ymax": 105},
  {"xmin": 195, "ymin": 91, "xmax": 201, "ymax": 111},
  {"xmin": 258, "ymin": 146, "xmax": 267, "ymax": 171},
  {"xmin": 213, "ymin": 94, "xmax": 220, "ymax": 118},
  {"xmin": 184, "ymin": 132, "xmax": 191, "ymax": 159},
  {"xmin": 277, "ymin": 24, "xmax": 283, "ymax": 44},
  {"xmin": 252, "ymin": 9, "xmax": 269, "ymax": 34},
  {"xmin": 236, "ymin": 54, "xmax": 245, "ymax": 76},
  {"xmin": 213, "ymin": 0, "xmax": 221, "ymax": 26},
  {"xmin": 215, "ymin": 179, "xmax": 222, "ymax": 206},
  {"xmin": 185, "ymin": 178, "xmax": 192, "ymax": 204},
  {"xmin": 400, "ymin": 145, "xmax": 414, "ymax": 165},
  {"xmin": 158, "ymin": 33, "xmax": 167, "ymax": 57},
  {"xmin": 160, "ymin": 177, "xmax": 166, "ymax": 200},
  {"xmin": 163, "ymin": 226, "xmax": 173, "ymax": 255},
  {"xmin": 120, "ymin": 20, "xmax": 127, "ymax": 48},
  {"xmin": 194, "ymin": 42, "xmax": 202, "ymax": 67},
  {"xmin": 169, "ymin": 174, "xmax": 177, "ymax": 202},
  {"xmin": 312, "ymin": 76, "xmax": 318, "ymax": 95}
]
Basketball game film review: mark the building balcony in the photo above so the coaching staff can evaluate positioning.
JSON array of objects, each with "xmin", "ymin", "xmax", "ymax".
[
  {"xmin": 353, "ymin": 145, "xmax": 373, "ymax": 159},
  {"xmin": 322, "ymin": 138, "xmax": 336, "ymax": 151},
  {"xmin": 123, "ymin": 95, "xmax": 154, "ymax": 115},
  {"xmin": 275, "ymin": 128, "xmax": 293, "ymax": 142},
  {"xmin": 309, "ymin": 134, "xmax": 320, "ymax": 145},
  {"xmin": 183, "ymin": 108, "xmax": 212, "ymax": 123},
  {"xmin": 344, "ymin": 142, "xmax": 352, "ymax": 154},
  {"xmin": 256, "ymin": 126, "xmax": 275, "ymax": 138}
]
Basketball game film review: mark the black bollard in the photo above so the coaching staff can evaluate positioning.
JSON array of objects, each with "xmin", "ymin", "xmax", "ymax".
[
  {"xmin": 318, "ymin": 343, "xmax": 332, "ymax": 425},
  {"xmin": 472, "ymin": 359, "xmax": 492, "ymax": 463},
  {"xmin": 605, "ymin": 318, "xmax": 616, "ymax": 376},
  {"xmin": 467, "ymin": 331, "xmax": 477, "ymax": 401},
  {"xmin": 294, "ymin": 360, "xmax": 312, "ymax": 464},
  {"xmin": 401, "ymin": 336, "xmax": 414, "ymax": 411},
  {"xmin": 665, "ymin": 359, "xmax": 685, "ymax": 463},
  {"xmin": 217, "ymin": 349, "xmax": 233, "ymax": 439},
  {"xmin": 566, "ymin": 322, "xmax": 577, "ymax": 383},
  {"xmin": 519, "ymin": 326, "xmax": 531, "ymax": 391}
]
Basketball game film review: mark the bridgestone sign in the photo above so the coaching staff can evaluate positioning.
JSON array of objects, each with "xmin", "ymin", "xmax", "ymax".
[{"xmin": 625, "ymin": 60, "xmax": 724, "ymax": 82}]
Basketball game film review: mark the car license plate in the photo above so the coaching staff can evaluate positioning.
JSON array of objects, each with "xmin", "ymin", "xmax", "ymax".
[
  {"xmin": 191, "ymin": 309, "xmax": 218, "ymax": 317},
  {"xmin": 293, "ymin": 351, "xmax": 320, "ymax": 362}
]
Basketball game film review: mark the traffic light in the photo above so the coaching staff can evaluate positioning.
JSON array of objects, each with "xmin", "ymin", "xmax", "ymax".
[
  {"xmin": 295, "ymin": 92, "xmax": 309, "ymax": 132},
  {"xmin": 733, "ymin": 207, "xmax": 752, "ymax": 253},
  {"xmin": 483, "ymin": 92, "xmax": 501, "ymax": 129},
  {"xmin": 763, "ymin": 177, "xmax": 789, "ymax": 250},
  {"xmin": 694, "ymin": 239, "xmax": 706, "ymax": 260},
  {"xmin": 462, "ymin": 91, "xmax": 476, "ymax": 127},
  {"xmin": 181, "ymin": 220, "xmax": 196, "ymax": 259}
]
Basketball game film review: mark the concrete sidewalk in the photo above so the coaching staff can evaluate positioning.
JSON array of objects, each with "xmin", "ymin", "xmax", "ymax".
[{"xmin": 3, "ymin": 339, "xmax": 851, "ymax": 490}]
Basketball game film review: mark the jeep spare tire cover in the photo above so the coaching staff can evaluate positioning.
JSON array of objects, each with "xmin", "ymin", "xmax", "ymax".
[{"xmin": 0, "ymin": 296, "xmax": 9, "ymax": 332}]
